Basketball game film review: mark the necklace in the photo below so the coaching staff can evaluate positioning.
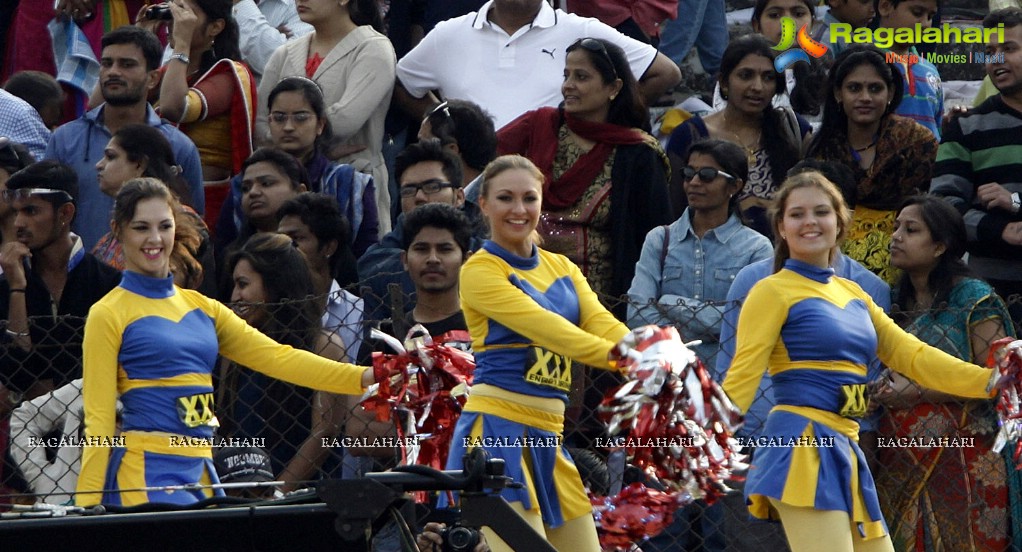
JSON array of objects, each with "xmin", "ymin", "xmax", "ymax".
[
  {"xmin": 720, "ymin": 111, "xmax": 760, "ymax": 165},
  {"xmin": 851, "ymin": 139, "xmax": 877, "ymax": 152}
]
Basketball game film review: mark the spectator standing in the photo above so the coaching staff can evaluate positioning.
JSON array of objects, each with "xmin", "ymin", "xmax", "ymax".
[
  {"xmin": 46, "ymin": 26, "xmax": 204, "ymax": 251},
  {"xmin": 394, "ymin": 0, "xmax": 680, "ymax": 129},
  {"xmin": 257, "ymin": 0, "xmax": 396, "ymax": 234},
  {"xmin": 232, "ymin": 0, "xmax": 313, "ymax": 77},
  {"xmin": 657, "ymin": 0, "xmax": 726, "ymax": 77},
  {"xmin": 4, "ymin": 71, "xmax": 65, "ymax": 130},
  {"xmin": 418, "ymin": 99, "xmax": 497, "ymax": 201},
  {"xmin": 0, "ymin": 89, "xmax": 51, "ymax": 161},
  {"xmin": 930, "ymin": 8, "xmax": 1022, "ymax": 324}
]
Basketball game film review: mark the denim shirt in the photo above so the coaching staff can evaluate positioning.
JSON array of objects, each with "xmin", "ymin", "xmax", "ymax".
[{"xmin": 626, "ymin": 209, "xmax": 772, "ymax": 373}]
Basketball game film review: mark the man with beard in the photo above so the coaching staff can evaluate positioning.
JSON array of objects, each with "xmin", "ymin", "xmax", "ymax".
[
  {"xmin": 44, "ymin": 26, "xmax": 203, "ymax": 250},
  {"xmin": 0, "ymin": 161, "xmax": 120, "ymax": 401},
  {"xmin": 931, "ymin": 8, "xmax": 1022, "ymax": 324}
]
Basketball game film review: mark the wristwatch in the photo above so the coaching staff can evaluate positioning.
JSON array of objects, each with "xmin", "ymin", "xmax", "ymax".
[
  {"xmin": 1012, "ymin": 192, "xmax": 1020, "ymax": 214},
  {"xmin": 169, "ymin": 52, "xmax": 190, "ymax": 65}
]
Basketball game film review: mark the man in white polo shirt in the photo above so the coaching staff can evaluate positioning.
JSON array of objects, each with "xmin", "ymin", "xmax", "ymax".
[{"xmin": 395, "ymin": 0, "xmax": 681, "ymax": 129}]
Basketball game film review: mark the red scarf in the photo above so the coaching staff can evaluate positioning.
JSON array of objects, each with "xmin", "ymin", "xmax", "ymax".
[{"xmin": 497, "ymin": 107, "xmax": 648, "ymax": 209}]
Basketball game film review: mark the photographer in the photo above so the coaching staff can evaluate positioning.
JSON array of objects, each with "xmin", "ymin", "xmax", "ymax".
[{"xmin": 416, "ymin": 522, "xmax": 489, "ymax": 552}]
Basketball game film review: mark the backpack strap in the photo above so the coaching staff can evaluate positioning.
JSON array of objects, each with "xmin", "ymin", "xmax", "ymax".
[{"xmin": 658, "ymin": 225, "xmax": 670, "ymax": 296}]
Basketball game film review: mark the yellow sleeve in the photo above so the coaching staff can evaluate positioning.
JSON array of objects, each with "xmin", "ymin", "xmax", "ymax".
[
  {"xmin": 722, "ymin": 279, "xmax": 789, "ymax": 413},
  {"xmin": 76, "ymin": 302, "xmax": 122, "ymax": 506},
  {"xmin": 870, "ymin": 297, "xmax": 995, "ymax": 398},
  {"xmin": 461, "ymin": 254, "xmax": 626, "ymax": 370},
  {"xmin": 209, "ymin": 297, "xmax": 367, "ymax": 394},
  {"xmin": 571, "ymin": 263, "xmax": 630, "ymax": 346}
]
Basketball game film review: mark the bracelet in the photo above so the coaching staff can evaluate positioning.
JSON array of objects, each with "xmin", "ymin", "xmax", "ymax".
[
  {"xmin": 5, "ymin": 328, "xmax": 28, "ymax": 338},
  {"xmin": 8, "ymin": 289, "xmax": 25, "ymax": 293}
]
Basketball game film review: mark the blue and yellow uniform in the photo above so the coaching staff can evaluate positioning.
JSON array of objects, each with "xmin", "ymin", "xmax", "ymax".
[
  {"xmin": 445, "ymin": 241, "xmax": 628, "ymax": 528},
  {"xmin": 77, "ymin": 271, "xmax": 366, "ymax": 507},
  {"xmin": 723, "ymin": 260, "xmax": 995, "ymax": 539}
]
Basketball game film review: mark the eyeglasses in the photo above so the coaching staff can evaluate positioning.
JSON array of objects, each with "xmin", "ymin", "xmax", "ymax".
[
  {"xmin": 682, "ymin": 166, "xmax": 736, "ymax": 183},
  {"xmin": 399, "ymin": 179, "xmax": 455, "ymax": 198},
  {"xmin": 2, "ymin": 188, "xmax": 74, "ymax": 204},
  {"xmin": 570, "ymin": 38, "xmax": 618, "ymax": 80},
  {"xmin": 269, "ymin": 111, "xmax": 315, "ymax": 125}
]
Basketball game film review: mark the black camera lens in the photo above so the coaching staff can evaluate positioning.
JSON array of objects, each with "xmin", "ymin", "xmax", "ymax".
[
  {"xmin": 441, "ymin": 525, "xmax": 481, "ymax": 552},
  {"xmin": 146, "ymin": 4, "xmax": 173, "ymax": 20}
]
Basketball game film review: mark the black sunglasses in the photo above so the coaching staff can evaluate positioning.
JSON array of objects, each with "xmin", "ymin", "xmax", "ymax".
[
  {"xmin": 570, "ymin": 38, "xmax": 618, "ymax": 80},
  {"xmin": 682, "ymin": 166, "xmax": 737, "ymax": 183}
]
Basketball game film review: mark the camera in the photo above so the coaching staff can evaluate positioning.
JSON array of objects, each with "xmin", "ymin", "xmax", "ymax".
[
  {"xmin": 145, "ymin": 3, "xmax": 173, "ymax": 20},
  {"xmin": 440, "ymin": 525, "xmax": 481, "ymax": 552}
]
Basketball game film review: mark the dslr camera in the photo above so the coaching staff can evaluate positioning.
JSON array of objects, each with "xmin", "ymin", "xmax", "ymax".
[
  {"xmin": 145, "ymin": 3, "xmax": 173, "ymax": 20},
  {"xmin": 440, "ymin": 524, "xmax": 481, "ymax": 552}
]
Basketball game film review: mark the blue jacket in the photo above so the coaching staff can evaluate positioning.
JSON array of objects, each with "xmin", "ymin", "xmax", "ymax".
[{"xmin": 45, "ymin": 104, "xmax": 204, "ymax": 250}]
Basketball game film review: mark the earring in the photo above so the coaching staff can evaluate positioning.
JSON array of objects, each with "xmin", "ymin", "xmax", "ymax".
[{"xmin": 721, "ymin": 88, "xmax": 729, "ymax": 100}]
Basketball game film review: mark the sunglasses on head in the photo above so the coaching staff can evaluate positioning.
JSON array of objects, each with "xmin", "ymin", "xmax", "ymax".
[
  {"xmin": 2, "ymin": 188, "xmax": 74, "ymax": 204},
  {"xmin": 427, "ymin": 101, "xmax": 451, "ymax": 120},
  {"xmin": 682, "ymin": 166, "xmax": 737, "ymax": 183},
  {"xmin": 570, "ymin": 38, "xmax": 618, "ymax": 80}
]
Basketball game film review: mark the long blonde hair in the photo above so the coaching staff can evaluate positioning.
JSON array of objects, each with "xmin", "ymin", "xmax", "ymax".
[
  {"xmin": 480, "ymin": 155, "xmax": 545, "ymax": 247},
  {"xmin": 769, "ymin": 171, "xmax": 852, "ymax": 273}
]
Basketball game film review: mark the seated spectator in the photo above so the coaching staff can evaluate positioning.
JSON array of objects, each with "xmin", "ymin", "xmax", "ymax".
[
  {"xmin": 92, "ymin": 124, "xmax": 214, "ymax": 294},
  {"xmin": 626, "ymin": 139, "xmax": 772, "ymax": 552},
  {"xmin": 627, "ymin": 139, "xmax": 772, "ymax": 372},
  {"xmin": 256, "ymin": 0, "xmax": 395, "ymax": 234},
  {"xmin": 222, "ymin": 233, "xmax": 349, "ymax": 492},
  {"xmin": 874, "ymin": 196, "xmax": 1014, "ymax": 550},
  {"xmin": 277, "ymin": 193, "xmax": 363, "ymax": 360},
  {"xmin": 357, "ymin": 140, "xmax": 485, "ymax": 328},
  {"xmin": 217, "ymin": 147, "xmax": 308, "ymax": 296},
  {"xmin": 46, "ymin": 26, "xmax": 203, "ymax": 251},
  {"xmin": 418, "ymin": 99, "xmax": 497, "ymax": 204},
  {"xmin": 0, "ymin": 88, "xmax": 50, "ymax": 161},
  {"xmin": 813, "ymin": 0, "xmax": 876, "ymax": 58},
  {"xmin": 0, "ymin": 138, "xmax": 35, "ymax": 244},
  {"xmin": 807, "ymin": 46, "xmax": 936, "ymax": 285},
  {"xmin": 213, "ymin": 446, "xmax": 277, "ymax": 499},
  {"xmin": 669, "ymin": 35, "xmax": 810, "ymax": 235},
  {"xmin": 219, "ymin": 77, "xmax": 378, "ymax": 257},
  {"xmin": 0, "ymin": 161, "xmax": 121, "ymax": 400},
  {"xmin": 711, "ymin": 0, "xmax": 829, "ymax": 126},
  {"xmin": 136, "ymin": 0, "xmax": 256, "ymax": 231},
  {"xmin": 4, "ymin": 71, "xmax": 64, "ymax": 130},
  {"xmin": 394, "ymin": 0, "xmax": 681, "ymax": 129},
  {"xmin": 498, "ymin": 38, "xmax": 672, "ymax": 314}
]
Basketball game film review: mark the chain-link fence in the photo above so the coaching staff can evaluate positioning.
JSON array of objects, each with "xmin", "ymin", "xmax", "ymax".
[{"xmin": 0, "ymin": 279, "xmax": 1019, "ymax": 552}]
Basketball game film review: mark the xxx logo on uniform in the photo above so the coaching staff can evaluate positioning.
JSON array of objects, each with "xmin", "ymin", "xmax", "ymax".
[{"xmin": 772, "ymin": 16, "xmax": 829, "ymax": 72}]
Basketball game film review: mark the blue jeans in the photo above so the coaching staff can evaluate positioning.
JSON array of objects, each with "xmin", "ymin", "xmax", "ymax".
[{"xmin": 658, "ymin": 0, "xmax": 727, "ymax": 75}]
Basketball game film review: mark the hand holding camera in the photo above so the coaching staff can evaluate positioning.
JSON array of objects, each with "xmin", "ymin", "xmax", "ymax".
[{"xmin": 416, "ymin": 522, "xmax": 488, "ymax": 552}]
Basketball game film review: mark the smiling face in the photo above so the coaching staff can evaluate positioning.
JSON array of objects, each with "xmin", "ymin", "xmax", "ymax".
[
  {"xmin": 722, "ymin": 53, "xmax": 777, "ymax": 116},
  {"xmin": 754, "ymin": 0, "xmax": 814, "ymax": 43},
  {"xmin": 778, "ymin": 186, "xmax": 839, "ymax": 267},
  {"xmin": 561, "ymin": 49, "xmax": 622, "ymax": 123},
  {"xmin": 116, "ymin": 196, "xmax": 175, "ymax": 279},
  {"xmin": 987, "ymin": 24, "xmax": 1022, "ymax": 98},
  {"xmin": 268, "ymin": 91, "xmax": 324, "ymax": 162},
  {"xmin": 95, "ymin": 138, "xmax": 144, "ymax": 198},
  {"xmin": 241, "ymin": 161, "xmax": 303, "ymax": 231},
  {"xmin": 402, "ymin": 226, "xmax": 464, "ymax": 294},
  {"xmin": 231, "ymin": 258, "xmax": 270, "ymax": 328},
  {"xmin": 683, "ymin": 152, "xmax": 740, "ymax": 216},
  {"xmin": 480, "ymin": 167, "xmax": 542, "ymax": 257},
  {"xmin": 835, "ymin": 63, "xmax": 893, "ymax": 128},
  {"xmin": 890, "ymin": 203, "xmax": 944, "ymax": 273}
]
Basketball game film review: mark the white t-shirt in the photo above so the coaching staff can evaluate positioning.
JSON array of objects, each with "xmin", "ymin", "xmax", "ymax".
[{"xmin": 396, "ymin": 0, "xmax": 659, "ymax": 129}]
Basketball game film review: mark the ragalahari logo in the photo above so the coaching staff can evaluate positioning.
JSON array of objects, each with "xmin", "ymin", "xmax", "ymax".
[{"xmin": 772, "ymin": 17, "xmax": 828, "ymax": 72}]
